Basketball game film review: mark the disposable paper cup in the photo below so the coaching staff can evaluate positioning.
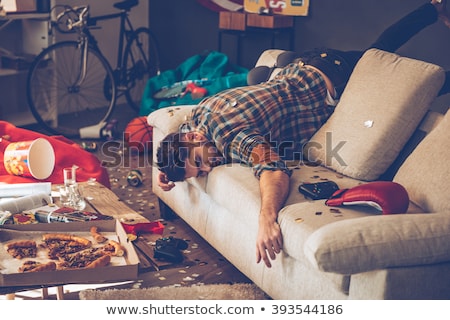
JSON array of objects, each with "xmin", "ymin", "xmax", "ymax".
[{"xmin": 4, "ymin": 138, "xmax": 55, "ymax": 180}]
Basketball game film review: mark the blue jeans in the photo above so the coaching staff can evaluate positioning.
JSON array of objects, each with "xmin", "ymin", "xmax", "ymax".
[{"xmin": 300, "ymin": 3, "xmax": 447, "ymax": 96}]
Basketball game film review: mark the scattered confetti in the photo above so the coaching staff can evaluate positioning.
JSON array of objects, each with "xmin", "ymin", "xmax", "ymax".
[
  {"xmin": 330, "ymin": 208, "xmax": 343, "ymax": 217},
  {"xmin": 127, "ymin": 234, "xmax": 137, "ymax": 241},
  {"xmin": 183, "ymin": 276, "xmax": 194, "ymax": 281},
  {"xmin": 131, "ymin": 283, "xmax": 141, "ymax": 289},
  {"xmin": 364, "ymin": 120, "xmax": 374, "ymax": 128}
]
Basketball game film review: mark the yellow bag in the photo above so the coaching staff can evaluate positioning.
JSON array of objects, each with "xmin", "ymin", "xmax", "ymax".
[{"xmin": 244, "ymin": 0, "xmax": 309, "ymax": 16}]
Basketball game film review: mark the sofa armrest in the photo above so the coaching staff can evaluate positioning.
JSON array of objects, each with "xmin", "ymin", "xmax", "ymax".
[
  {"xmin": 254, "ymin": 49, "xmax": 286, "ymax": 67},
  {"xmin": 147, "ymin": 105, "xmax": 197, "ymax": 137},
  {"xmin": 304, "ymin": 212, "xmax": 450, "ymax": 275}
]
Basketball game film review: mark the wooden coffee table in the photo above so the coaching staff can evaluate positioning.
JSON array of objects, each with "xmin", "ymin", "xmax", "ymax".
[{"xmin": 78, "ymin": 181, "xmax": 149, "ymax": 223}]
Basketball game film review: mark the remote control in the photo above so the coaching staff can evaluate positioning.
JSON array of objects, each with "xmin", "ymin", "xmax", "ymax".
[{"xmin": 298, "ymin": 181, "xmax": 340, "ymax": 200}]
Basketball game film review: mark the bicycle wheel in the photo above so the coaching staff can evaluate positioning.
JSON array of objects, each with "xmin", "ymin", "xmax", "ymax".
[
  {"xmin": 27, "ymin": 41, "xmax": 116, "ymax": 138},
  {"xmin": 123, "ymin": 27, "xmax": 160, "ymax": 112}
]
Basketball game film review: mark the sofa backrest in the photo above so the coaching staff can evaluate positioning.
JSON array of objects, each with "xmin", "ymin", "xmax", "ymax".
[
  {"xmin": 379, "ymin": 110, "xmax": 445, "ymax": 180},
  {"xmin": 304, "ymin": 48, "xmax": 445, "ymax": 181},
  {"xmin": 393, "ymin": 110, "xmax": 449, "ymax": 212}
]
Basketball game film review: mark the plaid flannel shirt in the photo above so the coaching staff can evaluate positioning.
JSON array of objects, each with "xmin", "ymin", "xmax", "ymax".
[{"xmin": 190, "ymin": 63, "xmax": 335, "ymax": 177}]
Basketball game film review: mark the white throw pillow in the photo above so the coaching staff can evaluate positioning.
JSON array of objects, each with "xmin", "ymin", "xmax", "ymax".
[{"xmin": 306, "ymin": 49, "xmax": 445, "ymax": 181}]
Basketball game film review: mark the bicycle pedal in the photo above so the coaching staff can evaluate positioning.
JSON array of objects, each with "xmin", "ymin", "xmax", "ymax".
[
  {"xmin": 101, "ymin": 119, "xmax": 118, "ymax": 140},
  {"xmin": 80, "ymin": 122, "xmax": 106, "ymax": 139}
]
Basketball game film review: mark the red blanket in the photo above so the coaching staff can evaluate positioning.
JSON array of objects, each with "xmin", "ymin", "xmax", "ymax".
[{"xmin": 0, "ymin": 121, "xmax": 110, "ymax": 188}]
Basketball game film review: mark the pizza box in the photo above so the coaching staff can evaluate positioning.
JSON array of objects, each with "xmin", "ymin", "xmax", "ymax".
[{"xmin": 0, "ymin": 219, "xmax": 140, "ymax": 287}]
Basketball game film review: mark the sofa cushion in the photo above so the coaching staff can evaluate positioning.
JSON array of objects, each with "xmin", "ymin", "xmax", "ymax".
[
  {"xmin": 279, "ymin": 201, "xmax": 378, "ymax": 262},
  {"xmin": 306, "ymin": 49, "xmax": 445, "ymax": 181},
  {"xmin": 304, "ymin": 212, "xmax": 450, "ymax": 275},
  {"xmin": 394, "ymin": 110, "xmax": 450, "ymax": 212}
]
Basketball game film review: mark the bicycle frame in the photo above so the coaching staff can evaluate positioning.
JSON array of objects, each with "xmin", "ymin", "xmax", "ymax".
[
  {"xmin": 67, "ymin": 6, "xmax": 144, "ymax": 101},
  {"xmin": 73, "ymin": 34, "xmax": 90, "ymax": 88},
  {"xmin": 87, "ymin": 10, "xmax": 138, "ymax": 74}
]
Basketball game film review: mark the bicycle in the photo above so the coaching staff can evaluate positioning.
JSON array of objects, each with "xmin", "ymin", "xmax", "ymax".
[{"xmin": 26, "ymin": 0, "xmax": 160, "ymax": 139}]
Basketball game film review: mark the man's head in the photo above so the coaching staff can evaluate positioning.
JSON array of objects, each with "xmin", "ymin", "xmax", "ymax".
[{"xmin": 156, "ymin": 132, "xmax": 223, "ymax": 182}]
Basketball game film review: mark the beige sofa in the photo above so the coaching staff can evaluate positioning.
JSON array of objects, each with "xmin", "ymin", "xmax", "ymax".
[{"xmin": 148, "ymin": 49, "xmax": 450, "ymax": 299}]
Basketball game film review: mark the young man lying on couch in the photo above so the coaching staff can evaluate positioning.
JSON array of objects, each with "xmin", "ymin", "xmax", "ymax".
[{"xmin": 155, "ymin": 0, "xmax": 450, "ymax": 268}]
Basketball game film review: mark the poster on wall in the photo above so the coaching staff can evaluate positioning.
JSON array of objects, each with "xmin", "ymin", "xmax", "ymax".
[{"xmin": 244, "ymin": 0, "xmax": 309, "ymax": 16}]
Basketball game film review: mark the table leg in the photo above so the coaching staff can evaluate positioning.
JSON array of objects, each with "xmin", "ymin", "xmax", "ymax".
[
  {"xmin": 42, "ymin": 288, "xmax": 49, "ymax": 299},
  {"xmin": 56, "ymin": 286, "xmax": 65, "ymax": 300}
]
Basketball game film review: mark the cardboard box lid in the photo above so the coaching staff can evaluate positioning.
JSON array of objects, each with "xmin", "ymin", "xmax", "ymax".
[{"xmin": 0, "ymin": 219, "xmax": 139, "ymax": 287}]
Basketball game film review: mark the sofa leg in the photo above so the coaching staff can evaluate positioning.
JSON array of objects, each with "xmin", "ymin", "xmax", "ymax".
[{"xmin": 158, "ymin": 198, "xmax": 178, "ymax": 220}]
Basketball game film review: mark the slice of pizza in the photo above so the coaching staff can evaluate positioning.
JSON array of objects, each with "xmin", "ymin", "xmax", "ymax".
[
  {"xmin": 57, "ymin": 247, "xmax": 111, "ymax": 269},
  {"xmin": 42, "ymin": 233, "xmax": 92, "ymax": 259},
  {"xmin": 4, "ymin": 240, "xmax": 38, "ymax": 259},
  {"xmin": 18, "ymin": 260, "xmax": 57, "ymax": 273}
]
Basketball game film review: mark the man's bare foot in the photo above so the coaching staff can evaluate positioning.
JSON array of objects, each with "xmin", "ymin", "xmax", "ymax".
[{"xmin": 432, "ymin": 0, "xmax": 450, "ymax": 28}]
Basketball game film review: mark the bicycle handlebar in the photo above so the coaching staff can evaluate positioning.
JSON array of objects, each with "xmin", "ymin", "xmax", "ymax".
[
  {"xmin": 52, "ymin": 1, "xmax": 139, "ymax": 35},
  {"xmin": 52, "ymin": 4, "xmax": 90, "ymax": 34},
  {"xmin": 66, "ymin": 6, "xmax": 89, "ymax": 30}
]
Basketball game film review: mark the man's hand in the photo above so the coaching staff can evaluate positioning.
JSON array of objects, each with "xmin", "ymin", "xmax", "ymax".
[
  {"xmin": 256, "ymin": 213, "xmax": 283, "ymax": 268},
  {"xmin": 157, "ymin": 171, "xmax": 175, "ymax": 191},
  {"xmin": 256, "ymin": 169, "xmax": 290, "ymax": 268}
]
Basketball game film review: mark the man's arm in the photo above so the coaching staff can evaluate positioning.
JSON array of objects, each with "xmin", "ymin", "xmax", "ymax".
[
  {"xmin": 251, "ymin": 144, "xmax": 291, "ymax": 268},
  {"xmin": 257, "ymin": 169, "xmax": 290, "ymax": 268}
]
